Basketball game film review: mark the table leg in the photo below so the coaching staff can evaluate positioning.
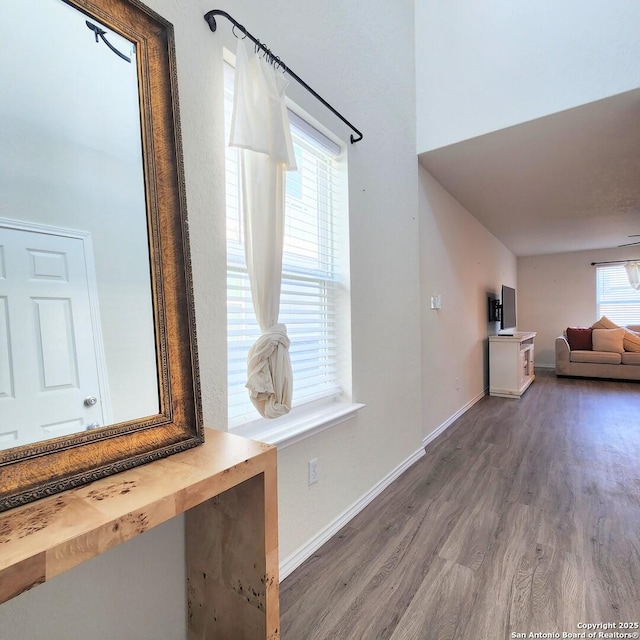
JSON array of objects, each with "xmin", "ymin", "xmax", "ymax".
[{"xmin": 186, "ymin": 466, "xmax": 279, "ymax": 639}]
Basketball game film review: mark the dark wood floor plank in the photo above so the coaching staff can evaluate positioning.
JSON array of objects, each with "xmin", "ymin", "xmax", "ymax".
[
  {"xmin": 347, "ymin": 499, "xmax": 464, "ymax": 640},
  {"xmin": 457, "ymin": 500, "xmax": 541, "ymax": 639},
  {"xmin": 387, "ymin": 556, "xmax": 476, "ymax": 640},
  {"xmin": 307, "ymin": 499, "xmax": 463, "ymax": 640},
  {"xmin": 281, "ymin": 370, "xmax": 640, "ymax": 639},
  {"xmin": 438, "ymin": 498, "xmax": 500, "ymax": 572}
]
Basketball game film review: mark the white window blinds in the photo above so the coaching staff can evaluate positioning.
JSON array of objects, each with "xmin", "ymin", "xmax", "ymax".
[
  {"xmin": 224, "ymin": 62, "xmax": 345, "ymax": 427},
  {"xmin": 596, "ymin": 264, "xmax": 640, "ymax": 326}
]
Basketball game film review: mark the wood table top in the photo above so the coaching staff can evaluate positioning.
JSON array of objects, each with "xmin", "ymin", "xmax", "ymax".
[{"xmin": 0, "ymin": 428, "xmax": 275, "ymax": 605}]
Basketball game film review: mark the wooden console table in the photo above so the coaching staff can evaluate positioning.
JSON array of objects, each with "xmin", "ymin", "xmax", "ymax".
[{"xmin": 0, "ymin": 428, "xmax": 279, "ymax": 639}]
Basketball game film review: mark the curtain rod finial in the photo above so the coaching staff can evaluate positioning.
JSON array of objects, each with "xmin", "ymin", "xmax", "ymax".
[{"xmin": 204, "ymin": 11, "xmax": 218, "ymax": 32}]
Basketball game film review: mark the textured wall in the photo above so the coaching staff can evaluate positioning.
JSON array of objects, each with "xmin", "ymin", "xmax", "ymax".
[
  {"xmin": 416, "ymin": 0, "xmax": 640, "ymax": 152},
  {"xmin": 1, "ymin": 516, "xmax": 187, "ymax": 639},
  {"xmin": 419, "ymin": 167, "xmax": 516, "ymax": 439}
]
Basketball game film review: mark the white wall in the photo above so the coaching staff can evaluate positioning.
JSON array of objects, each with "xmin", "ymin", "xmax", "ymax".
[
  {"xmin": 419, "ymin": 166, "xmax": 516, "ymax": 440},
  {"xmin": 0, "ymin": 0, "xmax": 421, "ymax": 638},
  {"xmin": 518, "ymin": 246, "xmax": 639, "ymax": 367},
  {"xmin": 415, "ymin": 0, "xmax": 640, "ymax": 152},
  {"xmin": 1, "ymin": 517, "xmax": 186, "ymax": 640}
]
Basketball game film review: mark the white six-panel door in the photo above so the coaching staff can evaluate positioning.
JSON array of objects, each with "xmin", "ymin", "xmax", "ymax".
[{"xmin": 0, "ymin": 224, "xmax": 108, "ymax": 449}]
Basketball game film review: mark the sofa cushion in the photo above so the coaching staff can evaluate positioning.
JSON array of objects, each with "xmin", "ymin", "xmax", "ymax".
[
  {"xmin": 592, "ymin": 328, "xmax": 625, "ymax": 353},
  {"xmin": 571, "ymin": 350, "xmax": 622, "ymax": 365},
  {"xmin": 626, "ymin": 324, "xmax": 640, "ymax": 333},
  {"xmin": 622, "ymin": 352, "xmax": 640, "ymax": 365},
  {"xmin": 566, "ymin": 327, "xmax": 592, "ymax": 350}
]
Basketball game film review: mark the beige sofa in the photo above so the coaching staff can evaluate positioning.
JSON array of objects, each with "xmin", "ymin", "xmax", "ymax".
[{"xmin": 556, "ymin": 323, "xmax": 640, "ymax": 381}]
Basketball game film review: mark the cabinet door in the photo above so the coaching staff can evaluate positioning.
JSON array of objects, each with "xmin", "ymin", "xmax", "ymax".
[{"xmin": 519, "ymin": 350, "xmax": 527, "ymax": 388}]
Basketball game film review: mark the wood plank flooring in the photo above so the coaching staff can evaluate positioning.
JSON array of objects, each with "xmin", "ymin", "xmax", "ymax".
[{"xmin": 280, "ymin": 370, "xmax": 640, "ymax": 639}]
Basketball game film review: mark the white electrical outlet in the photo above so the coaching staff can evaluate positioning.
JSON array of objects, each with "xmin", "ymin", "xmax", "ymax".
[{"xmin": 308, "ymin": 458, "xmax": 319, "ymax": 486}]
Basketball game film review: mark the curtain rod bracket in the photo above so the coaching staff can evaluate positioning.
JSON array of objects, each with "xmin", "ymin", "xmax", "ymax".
[
  {"xmin": 203, "ymin": 9, "xmax": 363, "ymax": 144},
  {"xmin": 204, "ymin": 11, "xmax": 218, "ymax": 32}
]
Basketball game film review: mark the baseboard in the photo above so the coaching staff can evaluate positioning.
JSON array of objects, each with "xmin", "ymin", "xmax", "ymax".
[
  {"xmin": 279, "ymin": 446, "xmax": 426, "ymax": 581},
  {"xmin": 422, "ymin": 390, "xmax": 485, "ymax": 449},
  {"xmin": 534, "ymin": 363, "xmax": 555, "ymax": 370}
]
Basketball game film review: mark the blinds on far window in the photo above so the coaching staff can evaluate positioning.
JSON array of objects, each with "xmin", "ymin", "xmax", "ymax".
[
  {"xmin": 596, "ymin": 264, "xmax": 640, "ymax": 326},
  {"xmin": 224, "ymin": 62, "xmax": 344, "ymax": 427}
]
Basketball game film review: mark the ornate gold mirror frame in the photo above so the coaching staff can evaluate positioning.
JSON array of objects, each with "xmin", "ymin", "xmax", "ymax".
[{"xmin": 0, "ymin": 0, "xmax": 203, "ymax": 512}]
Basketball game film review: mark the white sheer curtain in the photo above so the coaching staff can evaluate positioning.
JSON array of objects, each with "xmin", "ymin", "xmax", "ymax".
[
  {"xmin": 229, "ymin": 39, "xmax": 297, "ymax": 418},
  {"xmin": 625, "ymin": 262, "xmax": 640, "ymax": 290}
]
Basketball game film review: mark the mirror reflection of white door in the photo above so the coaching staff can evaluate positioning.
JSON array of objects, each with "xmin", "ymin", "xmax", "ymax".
[{"xmin": 0, "ymin": 221, "xmax": 111, "ymax": 450}]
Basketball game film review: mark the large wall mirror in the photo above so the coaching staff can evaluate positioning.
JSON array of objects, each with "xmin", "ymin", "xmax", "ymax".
[{"xmin": 0, "ymin": 0, "xmax": 203, "ymax": 511}]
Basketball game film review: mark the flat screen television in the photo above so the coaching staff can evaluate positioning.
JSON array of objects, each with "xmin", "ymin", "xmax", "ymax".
[
  {"xmin": 501, "ymin": 285, "xmax": 516, "ymax": 332},
  {"xmin": 488, "ymin": 286, "xmax": 517, "ymax": 332}
]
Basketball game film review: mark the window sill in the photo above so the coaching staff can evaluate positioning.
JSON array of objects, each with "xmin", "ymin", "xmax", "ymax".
[{"xmin": 231, "ymin": 401, "xmax": 365, "ymax": 450}]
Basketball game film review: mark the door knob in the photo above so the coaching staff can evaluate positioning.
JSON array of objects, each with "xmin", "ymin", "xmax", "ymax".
[{"xmin": 84, "ymin": 396, "xmax": 98, "ymax": 407}]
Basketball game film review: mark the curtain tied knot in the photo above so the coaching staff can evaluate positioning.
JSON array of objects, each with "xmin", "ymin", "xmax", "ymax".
[{"xmin": 246, "ymin": 323, "xmax": 292, "ymax": 418}]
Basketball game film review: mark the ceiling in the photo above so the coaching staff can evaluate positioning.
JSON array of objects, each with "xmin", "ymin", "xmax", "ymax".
[{"xmin": 418, "ymin": 88, "xmax": 640, "ymax": 258}]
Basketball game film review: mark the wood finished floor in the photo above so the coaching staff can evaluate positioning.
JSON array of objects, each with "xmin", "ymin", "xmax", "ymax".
[{"xmin": 280, "ymin": 370, "xmax": 640, "ymax": 640}]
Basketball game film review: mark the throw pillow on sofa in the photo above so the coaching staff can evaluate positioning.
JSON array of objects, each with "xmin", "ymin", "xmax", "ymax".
[
  {"xmin": 591, "ymin": 316, "xmax": 640, "ymax": 352},
  {"xmin": 623, "ymin": 329, "xmax": 640, "ymax": 352},
  {"xmin": 592, "ymin": 315, "xmax": 619, "ymax": 330},
  {"xmin": 592, "ymin": 328, "xmax": 625, "ymax": 353},
  {"xmin": 566, "ymin": 327, "xmax": 592, "ymax": 350}
]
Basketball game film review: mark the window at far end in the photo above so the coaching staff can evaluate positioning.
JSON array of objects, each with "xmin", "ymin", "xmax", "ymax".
[
  {"xmin": 595, "ymin": 264, "xmax": 640, "ymax": 326},
  {"xmin": 224, "ymin": 60, "xmax": 350, "ymax": 429}
]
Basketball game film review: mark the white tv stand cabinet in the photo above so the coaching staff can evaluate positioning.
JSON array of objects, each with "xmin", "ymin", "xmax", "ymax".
[{"xmin": 489, "ymin": 332, "xmax": 536, "ymax": 398}]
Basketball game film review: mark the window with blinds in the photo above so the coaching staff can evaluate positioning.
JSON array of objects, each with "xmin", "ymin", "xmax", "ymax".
[
  {"xmin": 596, "ymin": 264, "xmax": 640, "ymax": 326},
  {"xmin": 224, "ymin": 61, "xmax": 347, "ymax": 428}
]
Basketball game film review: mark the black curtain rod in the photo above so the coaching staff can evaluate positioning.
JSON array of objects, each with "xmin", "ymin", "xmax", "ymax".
[
  {"xmin": 591, "ymin": 259, "xmax": 640, "ymax": 266},
  {"xmin": 204, "ymin": 9, "xmax": 363, "ymax": 144}
]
